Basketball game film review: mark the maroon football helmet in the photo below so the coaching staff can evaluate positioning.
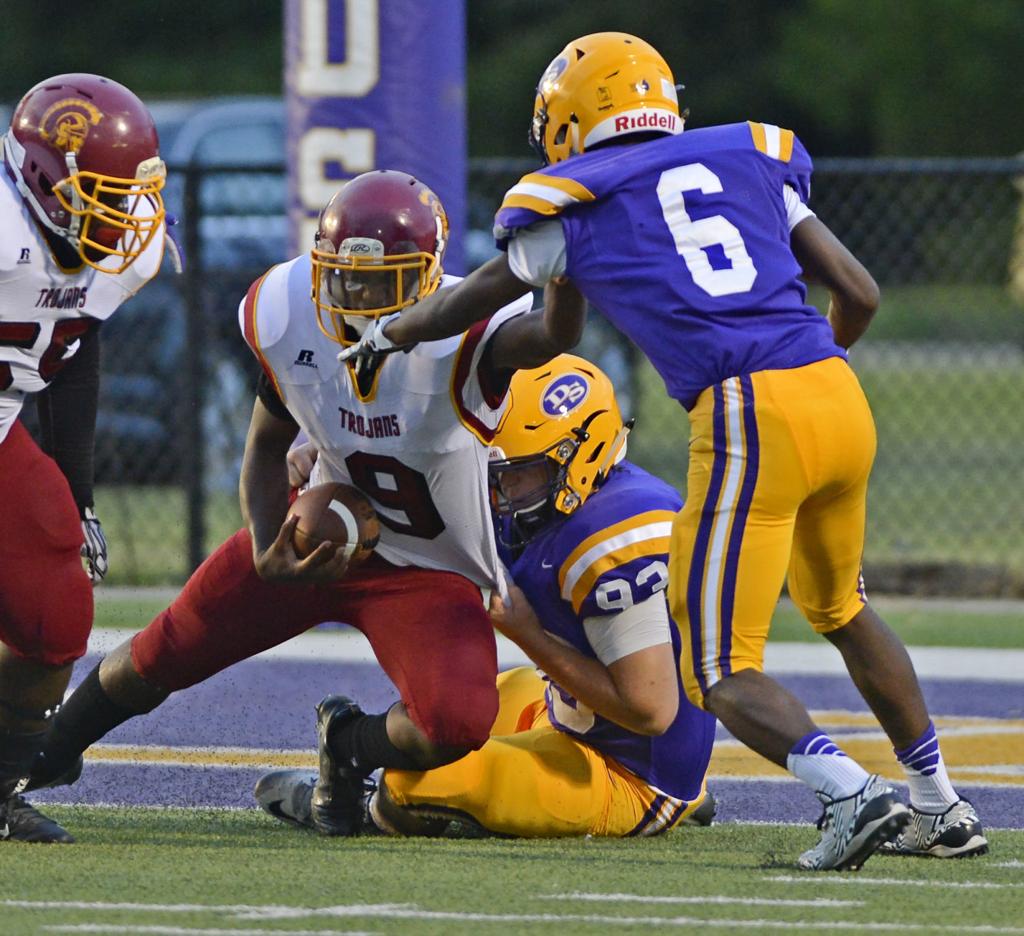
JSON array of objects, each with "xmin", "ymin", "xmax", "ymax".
[
  {"xmin": 311, "ymin": 170, "xmax": 448, "ymax": 346},
  {"xmin": 3, "ymin": 73, "xmax": 166, "ymax": 272}
]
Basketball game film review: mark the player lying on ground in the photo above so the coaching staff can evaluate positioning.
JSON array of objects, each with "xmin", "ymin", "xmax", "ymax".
[
  {"xmin": 336, "ymin": 35, "xmax": 987, "ymax": 868},
  {"xmin": 256, "ymin": 355, "xmax": 716, "ymax": 837},
  {"xmin": 21, "ymin": 171, "xmax": 583, "ymax": 839},
  {"xmin": 1, "ymin": 74, "xmax": 172, "ymax": 843}
]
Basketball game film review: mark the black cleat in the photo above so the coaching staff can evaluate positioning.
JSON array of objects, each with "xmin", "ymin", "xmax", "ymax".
[
  {"xmin": 21, "ymin": 752, "xmax": 84, "ymax": 793},
  {"xmin": 0, "ymin": 794, "xmax": 74, "ymax": 844},
  {"xmin": 366, "ymin": 783, "xmax": 451, "ymax": 837},
  {"xmin": 310, "ymin": 695, "xmax": 373, "ymax": 837},
  {"xmin": 879, "ymin": 800, "xmax": 989, "ymax": 858},
  {"xmin": 681, "ymin": 790, "xmax": 717, "ymax": 827}
]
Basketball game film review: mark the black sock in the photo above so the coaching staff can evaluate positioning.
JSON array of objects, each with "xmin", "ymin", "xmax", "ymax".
[
  {"xmin": 330, "ymin": 713, "xmax": 421, "ymax": 773},
  {"xmin": 43, "ymin": 664, "xmax": 139, "ymax": 770},
  {"xmin": 0, "ymin": 728, "xmax": 46, "ymax": 797}
]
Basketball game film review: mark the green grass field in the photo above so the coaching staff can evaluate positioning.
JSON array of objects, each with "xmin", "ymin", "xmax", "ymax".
[
  {"xmin": 2, "ymin": 809, "xmax": 1021, "ymax": 935},
  {"xmin": 768, "ymin": 598, "xmax": 1024, "ymax": 648}
]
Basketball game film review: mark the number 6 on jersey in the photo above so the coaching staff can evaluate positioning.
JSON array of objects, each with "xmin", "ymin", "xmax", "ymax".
[{"xmin": 657, "ymin": 162, "xmax": 758, "ymax": 298}]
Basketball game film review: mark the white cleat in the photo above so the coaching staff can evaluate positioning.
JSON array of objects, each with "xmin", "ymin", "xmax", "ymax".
[
  {"xmin": 798, "ymin": 774, "xmax": 911, "ymax": 872},
  {"xmin": 254, "ymin": 769, "xmax": 316, "ymax": 830}
]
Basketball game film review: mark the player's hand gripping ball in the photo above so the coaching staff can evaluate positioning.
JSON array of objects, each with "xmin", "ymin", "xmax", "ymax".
[{"xmin": 287, "ymin": 482, "xmax": 380, "ymax": 567}]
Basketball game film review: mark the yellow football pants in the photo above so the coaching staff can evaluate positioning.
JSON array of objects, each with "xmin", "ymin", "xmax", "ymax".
[
  {"xmin": 669, "ymin": 357, "xmax": 876, "ymax": 708},
  {"xmin": 383, "ymin": 667, "xmax": 707, "ymax": 837}
]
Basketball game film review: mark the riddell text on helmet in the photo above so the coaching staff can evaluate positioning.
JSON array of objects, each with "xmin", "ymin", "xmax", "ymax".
[{"xmin": 614, "ymin": 112, "xmax": 678, "ymax": 133}]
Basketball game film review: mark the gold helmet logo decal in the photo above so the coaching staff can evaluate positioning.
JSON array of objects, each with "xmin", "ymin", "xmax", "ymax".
[
  {"xmin": 39, "ymin": 98, "xmax": 103, "ymax": 154},
  {"xmin": 419, "ymin": 186, "xmax": 449, "ymax": 256}
]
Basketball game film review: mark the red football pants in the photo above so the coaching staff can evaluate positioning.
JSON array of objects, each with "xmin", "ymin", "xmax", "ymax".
[
  {"xmin": 0, "ymin": 420, "xmax": 92, "ymax": 665},
  {"xmin": 132, "ymin": 529, "xmax": 499, "ymax": 748}
]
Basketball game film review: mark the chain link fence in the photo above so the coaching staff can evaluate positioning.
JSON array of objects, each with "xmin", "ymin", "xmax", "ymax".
[{"xmin": 76, "ymin": 157, "xmax": 1024, "ymax": 595}]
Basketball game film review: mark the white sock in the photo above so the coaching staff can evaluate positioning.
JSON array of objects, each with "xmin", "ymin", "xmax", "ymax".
[
  {"xmin": 787, "ymin": 731, "xmax": 871, "ymax": 800},
  {"xmin": 895, "ymin": 721, "xmax": 959, "ymax": 812}
]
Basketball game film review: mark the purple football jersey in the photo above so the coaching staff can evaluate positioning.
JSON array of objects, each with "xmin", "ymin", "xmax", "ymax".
[
  {"xmin": 499, "ymin": 462, "xmax": 715, "ymax": 802},
  {"xmin": 495, "ymin": 122, "xmax": 845, "ymax": 409}
]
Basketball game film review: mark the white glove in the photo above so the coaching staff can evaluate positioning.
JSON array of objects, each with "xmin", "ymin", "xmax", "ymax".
[
  {"xmin": 335, "ymin": 311, "xmax": 404, "ymax": 369},
  {"xmin": 80, "ymin": 507, "xmax": 108, "ymax": 584}
]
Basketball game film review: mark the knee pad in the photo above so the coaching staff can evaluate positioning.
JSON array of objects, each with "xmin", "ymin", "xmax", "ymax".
[
  {"xmin": 416, "ymin": 681, "xmax": 498, "ymax": 751},
  {"xmin": 0, "ymin": 559, "xmax": 92, "ymax": 666}
]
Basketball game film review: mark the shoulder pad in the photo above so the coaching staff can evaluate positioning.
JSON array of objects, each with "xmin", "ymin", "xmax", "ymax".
[
  {"xmin": 745, "ymin": 121, "xmax": 812, "ymax": 201},
  {"xmin": 746, "ymin": 121, "xmax": 800, "ymax": 162},
  {"xmin": 557, "ymin": 507, "xmax": 676, "ymax": 613},
  {"xmin": 500, "ymin": 171, "xmax": 596, "ymax": 219},
  {"xmin": 494, "ymin": 170, "xmax": 596, "ymax": 244}
]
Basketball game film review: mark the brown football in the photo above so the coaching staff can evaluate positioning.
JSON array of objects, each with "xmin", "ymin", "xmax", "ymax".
[{"xmin": 287, "ymin": 482, "xmax": 380, "ymax": 565}]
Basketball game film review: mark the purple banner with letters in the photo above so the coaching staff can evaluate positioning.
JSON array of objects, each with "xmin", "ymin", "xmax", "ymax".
[{"xmin": 284, "ymin": 0, "xmax": 467, "ymax": 272}]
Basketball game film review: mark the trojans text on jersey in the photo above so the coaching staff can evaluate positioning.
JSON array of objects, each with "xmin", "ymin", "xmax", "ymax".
[
  {"xmin": 35, "ymin": 287, "xmax": 88, "ymax": 310},
  {"xmin": 337, "ymin": 406, "xmax": 401, "ymax": 439}
]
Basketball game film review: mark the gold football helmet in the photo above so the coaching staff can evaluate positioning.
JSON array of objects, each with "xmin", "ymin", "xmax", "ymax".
[
  {"xmin": 529, "ymin": 32, "xmax": 685, "ymax": 165},
  {"xmin": 489, "ymin": 354, "xmax": 630, "ymax": 542}
]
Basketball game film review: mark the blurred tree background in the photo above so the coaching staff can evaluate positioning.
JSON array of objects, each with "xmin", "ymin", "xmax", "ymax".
[{"xmin": 2, "ymin": 0, "xmax": 1021, "ymax": 158}]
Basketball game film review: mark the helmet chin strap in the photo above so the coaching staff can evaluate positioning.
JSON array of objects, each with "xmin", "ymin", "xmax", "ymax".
[
  {"xmin": 569, "ymin": 117, "xmax": 581, "ymax": 156},
  {"xmin": 593, "ymin": 421, "xmax": 632, "ymax": 484},
  {"xmin": 2, "ymin": 133, "xmax": 79, "ymax": 247},
  {"xmin": 60, "ymin": 150, "xmax": 85, "ymax": 246}
]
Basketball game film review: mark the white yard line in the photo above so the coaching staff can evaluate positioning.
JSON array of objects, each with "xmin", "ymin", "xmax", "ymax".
[
  {"xmin": 761, "ymin": 642, "xmax": 1024, "ymax": 682},
  {"xmin": 37, "ymin": 915, "xmax": 1024, "ymax": 934},
  {"xmin": 82, "ymin": 628, "xmax": 1024, "ymax": 680},
  {"xmin": 6, "ymin": 902, "xmax": 279, "ymax": 912},
  {"xmin": 542, "ymin": 893, "xmax": 863, "ymax": 907},
  {"xmin": 764, "ymin": 875, "xmax": 1022, "ymax": 889},
  {"xmin": 44, "ymin": 929, "xmax": 374, "ymax": 936},
  {"xmin": 96, "ymin": 588, "xmax": 180, "ymax": 603}
]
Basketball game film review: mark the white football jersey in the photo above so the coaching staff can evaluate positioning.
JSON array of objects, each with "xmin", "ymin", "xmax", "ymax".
[
  {"xmin": 0, "ymin": 168, "xmax": 165, "ymax": 443},
  {"xmin": 240, "ymin": 256, "xmax": 532, "ymax": 589}
]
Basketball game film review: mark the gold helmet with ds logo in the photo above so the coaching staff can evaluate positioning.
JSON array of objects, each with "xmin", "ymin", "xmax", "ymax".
[
  {"xmin": 489, "ymin": 355, "xmax": 631, "ymax": 546},
  {"xmin": 529, "ymin": 32, "xmax": 685, "ymax": 165}
]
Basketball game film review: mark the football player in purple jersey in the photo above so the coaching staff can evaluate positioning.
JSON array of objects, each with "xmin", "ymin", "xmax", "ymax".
[
  {"xmin": 340, "ymin": 33, "xmax": 987, "ymax": 868},
  {"xmin": 0, "ymin": 74, "xmax": 169, "ymax": 844}
]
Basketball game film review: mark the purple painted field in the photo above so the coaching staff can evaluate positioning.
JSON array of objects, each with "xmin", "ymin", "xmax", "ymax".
[{"xmin": 33, "ymin": 654, "xmax": 1024, "ymax": 829}]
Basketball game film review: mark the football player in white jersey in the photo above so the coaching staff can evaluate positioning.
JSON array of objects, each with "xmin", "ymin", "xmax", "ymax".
[
  {"xmin": 0, "ymin": 74, "xmax": 168, "ymax": 843},
  {"xmin": 25, "ymin": 170, "xmax": 583, "ymax": 838}
]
